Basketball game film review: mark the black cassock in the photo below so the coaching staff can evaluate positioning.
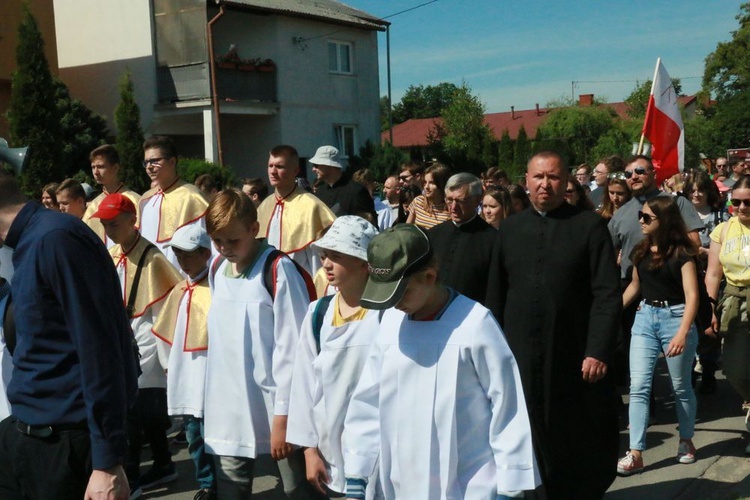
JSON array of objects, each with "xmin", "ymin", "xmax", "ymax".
[
  {"xmin": 427, "ymin": 216, "xmax": 496, "ymax": 305},
  {"xmin": 486, "ymin": 203, "xmax": 622, "ymax": 499}
]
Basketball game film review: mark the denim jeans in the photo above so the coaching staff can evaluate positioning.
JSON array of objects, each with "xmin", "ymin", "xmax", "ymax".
[
  {"xmin": 629, "ymin": 302, "xmax": 698, "ymax": 451},
  {"xmin": 184, "ymin": 416, "xmax": 215, "ymax": 490}
]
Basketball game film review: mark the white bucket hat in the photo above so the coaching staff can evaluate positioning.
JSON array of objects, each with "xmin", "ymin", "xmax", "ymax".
[
  {"xmin": 311, "ymin": 215, "xmax": 378, "ymax": 261},
  {"xmin": 309, "ymin": 145, "xmax": 343, "ymax": 169}
]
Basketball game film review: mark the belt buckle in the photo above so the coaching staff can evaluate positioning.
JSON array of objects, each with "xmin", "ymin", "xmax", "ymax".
[{"xmin": 17, "ymin": 421, "xmax": 53, "ymax": 438}]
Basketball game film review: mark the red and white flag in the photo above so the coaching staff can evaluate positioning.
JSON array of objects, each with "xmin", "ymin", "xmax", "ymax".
[{"xmin": 642, "ymin": 58, "xmax": 684, "ymax": 185}]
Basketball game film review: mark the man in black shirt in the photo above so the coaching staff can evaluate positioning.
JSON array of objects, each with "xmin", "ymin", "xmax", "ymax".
[
  {"xmin": 311, "ymin": 145, "xmax": 376, "ymax": 220},
  {"xmin": 427, "ymin": 173, "xmax": 495, "ymax": 304}
]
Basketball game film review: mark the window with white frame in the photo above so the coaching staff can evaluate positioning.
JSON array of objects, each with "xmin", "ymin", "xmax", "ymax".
[
  {"xmin": 328, "ymin": 40, "xmax": 353, "ymax": 74},
  {"xmin": 334, "ymin": 125, "xmax": 356, "ymax": 159}
]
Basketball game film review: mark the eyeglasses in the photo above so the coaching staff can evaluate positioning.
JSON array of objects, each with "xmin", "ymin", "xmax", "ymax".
[
  {"xmin": 624, "ymin": 167, "xmax": 649, "ymax": 179},
  {"xmin": 398, "ymin": 175, "xmax": 412, "ymax": 182},
  {"xmin": 143, "ymin": 157, "xmax": 170, "ymax": 168},
  {"xmin": 638, "ymin": 210, "xmax": 658, "ymax": 224},
  {"xmin": 445, "ymin": 196, "xmax": 472, "ymax": 205},
  {"xmin": 565, "ymin": 189, "xmax": 575, "ymax": 194},
  {"xmin": 731, "ymin": 198, "xmax": 750, "ymax": 207}
]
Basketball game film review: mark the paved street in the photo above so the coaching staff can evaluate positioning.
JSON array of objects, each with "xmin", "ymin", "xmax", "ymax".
[{"xmin": 141, "ymin": 359, "xmax": 750, "ymax": 499}]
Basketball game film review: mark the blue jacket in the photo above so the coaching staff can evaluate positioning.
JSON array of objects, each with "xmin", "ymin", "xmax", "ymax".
[{"xmin": 5, "ymin": 202, "xmax": 138, "ymax": 470}]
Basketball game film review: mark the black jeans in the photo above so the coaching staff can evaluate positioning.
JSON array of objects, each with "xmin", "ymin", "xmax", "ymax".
[
  {"xmin": 126, "ymin": 387, "xmax": 172, "ymax": 481},
  {"xmin": 0, "ymin": 416, "xmax": 92, "ymax": 500}
]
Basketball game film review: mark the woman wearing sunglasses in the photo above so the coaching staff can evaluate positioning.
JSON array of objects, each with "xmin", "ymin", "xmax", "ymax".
[
  {"xmin": 706, "ymin": 175, "xmax": 750, "ymax": 453},
  {"xmin": 617, "ymin": 196, "xmax": 700, "ymax": 475}
]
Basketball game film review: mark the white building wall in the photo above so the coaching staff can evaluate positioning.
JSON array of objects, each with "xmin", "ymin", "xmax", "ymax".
[
  {"xmin": 212, "ymin": 11, "xmax": 381, "ymax": 174},
  {"xmin": 52, "ymin": 0, "xmax": 157, "ymax": 134}
]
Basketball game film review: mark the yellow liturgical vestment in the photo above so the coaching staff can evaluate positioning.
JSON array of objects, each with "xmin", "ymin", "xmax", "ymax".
[
  {"xmin": 139, "ymin": 178, "xmax": 208, "ymax": 243},
  {"xmin": 152, "ymin": 275, "xmax": 210, "ymax": 351}
]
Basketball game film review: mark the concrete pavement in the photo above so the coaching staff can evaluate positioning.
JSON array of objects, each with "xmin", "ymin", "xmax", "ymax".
[{"xmin": 140, "ymin": 360, "xmax": 750, "ymax": 499}]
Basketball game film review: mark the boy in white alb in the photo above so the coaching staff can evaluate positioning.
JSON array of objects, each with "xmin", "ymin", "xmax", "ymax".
[
  {"xmin": 342, "ymin": 224, "xmax": 541, "ymax": 500},
  {"xmin": 286, "ymin": 216, "xmax": 380, "ymax": 498},
  {"xmin": 93, "ymin": 193, "xmax": 183, "ymax": 492},
  {"xmin": 152, "ymin": 225, "xmax": 216, "ymax": 498},
  {"xmin": 204, "ymin": 189, "xmax": 325, "ymax": 499}
]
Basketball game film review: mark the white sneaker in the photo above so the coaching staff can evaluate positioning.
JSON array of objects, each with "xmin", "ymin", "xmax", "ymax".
[{"xmin": 676, "ymin": 440, "xmax": 696, "ymax": 464}]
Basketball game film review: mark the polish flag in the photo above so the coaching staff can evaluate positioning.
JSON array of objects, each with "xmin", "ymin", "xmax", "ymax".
[{"xmin": 642, "ymin": 58, "xmax": 684, "ymax": 185}]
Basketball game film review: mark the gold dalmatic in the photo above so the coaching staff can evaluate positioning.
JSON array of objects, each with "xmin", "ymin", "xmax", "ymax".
[
  {"xmin": 152, "ymin": 275, "xmax": 210, "ymax": 351},
  {"xmin": 139, "ymin": 179, "xmax": 209, "ymax": 243},
  {"xmin": 110, "ymin": 235, "xmax": 182, "ymax": 318},
  {"xmin": 256, "ymin": 186, "xmax": 335, "ymax": 253}
]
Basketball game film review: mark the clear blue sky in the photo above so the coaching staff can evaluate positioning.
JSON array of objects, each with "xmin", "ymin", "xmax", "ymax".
[{"xmin": 345, "ymin": 0, "xmax": 741, "ymax": 113}]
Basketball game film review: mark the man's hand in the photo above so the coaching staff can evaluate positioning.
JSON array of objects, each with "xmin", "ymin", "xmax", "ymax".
[
  {"xmin": 581, "ymin": 357, "xmax": 607, "ymax": 383},
  {"xmin": 84, "ymin": 466, "xmax": 129, "ymax": 500},
  {"xmin": 304, "ymin": 447, "xmax": 329, "ymax": 495},
  {"xmin": 270, "ymin": 415, "xmax": 293, "ymax": 460}
]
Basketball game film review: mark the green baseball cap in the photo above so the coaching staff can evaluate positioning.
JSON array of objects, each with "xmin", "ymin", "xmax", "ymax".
[{"xmin": 360, "ymin": 224, "xmax": 433, "ymax": 310}]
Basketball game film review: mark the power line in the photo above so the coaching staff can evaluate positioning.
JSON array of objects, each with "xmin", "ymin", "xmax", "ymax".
[{"xmin": 295, "ymin": 0, "xmax": 440, "ymax": 43}]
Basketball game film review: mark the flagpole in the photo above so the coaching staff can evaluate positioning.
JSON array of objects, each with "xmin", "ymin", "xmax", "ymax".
[{"xmin": 638, "ymin": 57, "xmax": 662, "ymax": 155}]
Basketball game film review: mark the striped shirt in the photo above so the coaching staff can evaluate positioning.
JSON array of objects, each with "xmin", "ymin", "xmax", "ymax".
[{"xmin": 409, "ymin": 195, "xmax": 451, "ymax": 230}]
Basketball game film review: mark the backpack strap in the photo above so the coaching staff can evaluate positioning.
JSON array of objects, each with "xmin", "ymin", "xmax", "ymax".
[
  {"xmin": 263, "ymin": 249, "xmax": 316, "ymax": 301},
  {"xmin": 209, "ymin": 255, "xmax": 225, "ymax": 285},
  {"xmin": 125, "ymin": 243, "xmax": 156, "ymax": 319},
  {"xmin": 311, "ymin": 295, "xmax": 335, "ymax": 353}
]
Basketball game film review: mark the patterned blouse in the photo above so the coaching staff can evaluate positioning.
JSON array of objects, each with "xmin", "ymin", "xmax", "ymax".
[{"xmin": 409, "ymin": 195, "xmax": 451, "ymax": 230}]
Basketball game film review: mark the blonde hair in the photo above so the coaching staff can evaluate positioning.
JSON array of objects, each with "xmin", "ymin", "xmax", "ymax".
[{"xmin": 206, "ymin": 188, "xmax": 257, "ymax": 234}]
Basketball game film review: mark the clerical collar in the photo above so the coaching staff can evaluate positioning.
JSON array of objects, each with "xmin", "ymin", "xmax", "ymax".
[{"xmin": 453, "ymin": 214, "xmax": 478, "ymax": 227}]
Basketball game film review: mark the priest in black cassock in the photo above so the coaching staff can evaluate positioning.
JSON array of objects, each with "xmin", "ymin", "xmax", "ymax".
[
  {"xmin": 427, "ymin": 173, "xmax": 496, "ymax": 305},
  {"xmin": 486, "ymin": 151, "xmax": 622, "ymax": 499}
]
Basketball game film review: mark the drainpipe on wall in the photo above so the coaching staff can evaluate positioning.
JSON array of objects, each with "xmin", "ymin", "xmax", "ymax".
[{"xmin": 207, "ymin": 4, "xmax": 225, "ymax": 166}]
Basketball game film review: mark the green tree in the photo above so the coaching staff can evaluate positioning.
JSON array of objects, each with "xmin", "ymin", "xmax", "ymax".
[
  {"xmin": 703, "ymin": 4, "xmax": 750, "ymax": 102},
  {"xmin": 115, "ymin": 70, "xmax": 148, "ymax": 193},
  {"xmin": 624, "ymin": 78, "xmax": 682, "ymax": 119},
  {"xmin": 7, "ymin": 3, "xmax": 63, "ymax": 195},
  {"xmin": 351, "ymin": 140, "xmax": 409, "ymax": 182},
  {"xmin": 497, "ymin": 130, "xmax": 514, "ymax": 170},
  {"xmin": 512, "ymin": 126, "xmax": 530, "ymax": 177},
  {"xmin": 434, "ymin": 83, "xmax": 493, "ymax": 174},
  {"xmin": 392, "ymin": 82, "xmax": 460, "ymax": 124},
  {"xmin": 535, "ymin": 105, "xmax": 619, "ymax": 165},
  {"xmin": 54, "ymin": 79, "xmax": 109, "ymax": 178},
  {"xmin": 178, "ymin": 158, "xmax": 235, "ymax": 189},
  {"xmin": 702, "ymin": 4, "xmax": 750, "ymax": 150}
]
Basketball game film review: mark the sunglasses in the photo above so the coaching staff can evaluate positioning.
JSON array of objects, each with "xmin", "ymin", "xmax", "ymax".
[
  {"xmin": 565, "ymin": 189, "xmax": 575, "ymax": 194},
  {"xmin": 731, "ymin": 198, "xmax": 750, "ymax": 207},
  {"xmin": 624, "ymin": 167, "xmax": 649, "ymax": 179},
  {"xmin": 638, "ymin": 210, "xmax": 658, "ymax": 224}
]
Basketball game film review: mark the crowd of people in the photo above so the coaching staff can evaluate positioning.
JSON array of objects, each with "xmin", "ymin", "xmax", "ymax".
[{"xmin": 0, "ymin": 136, "xmax": 748, "ymax": 500}]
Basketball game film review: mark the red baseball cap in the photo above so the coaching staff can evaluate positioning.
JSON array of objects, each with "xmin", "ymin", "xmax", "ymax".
[{"xmin": 92, "ymin": 193, "xmax": 136, "ymax": 220}]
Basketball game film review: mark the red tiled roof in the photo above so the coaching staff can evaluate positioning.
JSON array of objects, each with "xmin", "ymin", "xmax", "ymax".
[{"xmin": 382, "ymin": 95, "xmax": 699, "ymax": 148}]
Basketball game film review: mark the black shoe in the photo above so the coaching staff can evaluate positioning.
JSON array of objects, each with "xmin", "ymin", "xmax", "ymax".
[
  {"xmin": 139, "ymin": 462, "xmax": 178, "ymax": 490},
  {"xmin": 172, "ymin": 430, "xmax": 188, "ymax": 444},
  {"xmin": 699, "ymin": 375, "xmax": 717, "ymax": 394},
  {"xmin": 194, "ymin": 488, "xmax": 217, "ymax": 500}
]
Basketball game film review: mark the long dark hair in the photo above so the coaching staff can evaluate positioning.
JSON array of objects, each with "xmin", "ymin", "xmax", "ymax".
[
  {"xmin": 631, "ymin": 196, "xmax": 697, "ymax": 269},
  {"xmin": 567, "ymin": 177, "xmax": 595, "ymax": 210},
  {"xmin": 683, "ymin": 170, "xmax": 721, "ymax": 210}
]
